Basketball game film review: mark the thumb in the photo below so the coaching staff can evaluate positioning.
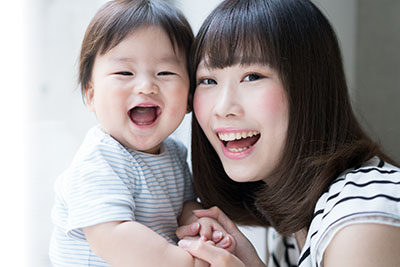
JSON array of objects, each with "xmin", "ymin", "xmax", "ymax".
[
  {"xmin": 179, "ymin": 238, "xmax": 244, "ymax": 267},
  {"xmin": 176, "ymin": 222, "xmax": 200, "ymax": 239}
]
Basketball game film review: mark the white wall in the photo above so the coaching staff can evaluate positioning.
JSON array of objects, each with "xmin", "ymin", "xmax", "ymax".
[
  {"xmin": 18, "ymin": 1, "xmax": 358, "ymax": 266},
  {"xmin": 0, "ymin": 1, "xmax": 28, "ymax": 265},
  {"xmin": 26, "ymin": 1, "xmax": 106, "ymax": 265}
]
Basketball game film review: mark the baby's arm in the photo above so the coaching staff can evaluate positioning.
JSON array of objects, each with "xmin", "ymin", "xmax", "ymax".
[{"xmin": 83, "ymin": 220, "xmax": 198, "ymax": 267}]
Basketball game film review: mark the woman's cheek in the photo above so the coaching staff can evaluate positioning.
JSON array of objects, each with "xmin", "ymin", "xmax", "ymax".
[
  {"xmin": 193, "ymin": 90, "xmax": 211, "ymax": 127},
  {"xmin": 253, "ymin": 86, "xmax": 288, "ymax": 121}
]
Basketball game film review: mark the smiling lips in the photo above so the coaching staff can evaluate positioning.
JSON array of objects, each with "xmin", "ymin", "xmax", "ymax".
[
  {"xmin": 129, "ymin": 105, "xmax": 161, "ymax": 126},
  {"xmin": 218, "ymin": 131, "xmax": 260, "ymax": 153}
]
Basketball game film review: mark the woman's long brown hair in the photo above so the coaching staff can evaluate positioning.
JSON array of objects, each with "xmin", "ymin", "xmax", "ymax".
[{"xmin": 190, "ymin": 0, "xmax": 395, "ymax": 235}]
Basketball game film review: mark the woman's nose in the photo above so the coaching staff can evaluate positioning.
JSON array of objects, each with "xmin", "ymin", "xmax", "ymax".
[{"xmin": 214, "ymin": 83, "xmax": 243, "ymax": 118}]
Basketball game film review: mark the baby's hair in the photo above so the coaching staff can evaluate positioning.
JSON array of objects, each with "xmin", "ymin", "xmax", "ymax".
[{"xmin": 79, "ymin": 0, "xmax": 193, "ymax": 99}]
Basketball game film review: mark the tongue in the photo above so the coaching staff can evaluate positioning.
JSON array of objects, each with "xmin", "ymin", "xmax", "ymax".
[
  {"xmin": 226, "ymin": 135, "xmax": 260, "ymax": 149},
  {"xmin": 130, "ymin": 107, "xmax": 157, "ymax": 125}
]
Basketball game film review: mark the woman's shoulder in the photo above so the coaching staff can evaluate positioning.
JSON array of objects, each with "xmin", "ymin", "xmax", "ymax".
[
  {"xmin": 305, "ymin": 156, "xmax": 400, "ymax": 266},
  {"xmin": 324, "ymin": 157, "xmax": 399, "ymax": 210},
  {"xmin": 333, "ymin": 156, "xmax": 399, "ymax": 187},
  {"xmin": 314, "ymin": 156, "xmax": 400, "ymax": 225}
]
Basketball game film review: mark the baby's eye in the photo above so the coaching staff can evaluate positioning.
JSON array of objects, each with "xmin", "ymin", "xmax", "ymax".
[
  {"xmin": 158, "ymin": 71, "xmax": 175, "ymax": 76},
  {"xmin": 115, "ymin": 71, "xmax": 133, "ymax": 76},
  {"xmin": 243, "ymin": 73, "xmax": 263, "ymax": 82},
  {"xmin": 198, "ymin": 78, "xmax": 217, "ymax": 85}
]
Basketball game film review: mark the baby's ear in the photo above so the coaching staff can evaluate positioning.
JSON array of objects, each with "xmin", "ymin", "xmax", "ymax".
[{"xmin": 84, "ymin": 83, "xmax": 95, "ymax": 112}]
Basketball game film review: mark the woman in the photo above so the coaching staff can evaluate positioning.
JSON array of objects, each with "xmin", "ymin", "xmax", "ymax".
[{"xmin": 177, "ymin": 0, "xmax": 400, "ymax": 266}]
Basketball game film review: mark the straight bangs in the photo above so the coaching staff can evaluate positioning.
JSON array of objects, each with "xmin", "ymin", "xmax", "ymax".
[{"xmin": 193, "ymin": 0, "xmax": 280, "ymax": 71}]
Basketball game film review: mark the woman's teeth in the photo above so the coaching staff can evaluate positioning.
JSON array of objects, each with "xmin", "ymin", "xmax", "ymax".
[
  {"xmin": 217, "ymin": 131, "xmax": 261, "ymax": 153},
  {"xmin": 227, "ymin": 146, "xmax": 251, "ymax": 153},
  {"xmin": 218, "ymin": 131, "xmax": 260, "ymax": 141}
]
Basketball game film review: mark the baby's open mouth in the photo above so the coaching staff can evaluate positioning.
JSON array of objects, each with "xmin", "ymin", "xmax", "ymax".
[
  {"xmin": 218, "ymin": 131, "xmax": 260, "ymax": 152},
  {"xmin": 129, "ymin": 106, "xmax": 161, "ymax": 126}
]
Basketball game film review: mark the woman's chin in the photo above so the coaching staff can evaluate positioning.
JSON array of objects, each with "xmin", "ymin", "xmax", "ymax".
[{"xmin": 225, "ymin": 169, "xmax": 254, "ymax": 183}]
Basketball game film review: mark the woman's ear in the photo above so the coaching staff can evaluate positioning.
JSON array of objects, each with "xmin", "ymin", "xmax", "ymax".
[{"xmin": 84, "ymin": 84, "xmax": 95, "ymax": 112}]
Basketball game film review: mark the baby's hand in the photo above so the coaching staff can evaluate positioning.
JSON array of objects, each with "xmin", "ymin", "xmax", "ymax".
[
  {"xmin": 177, "ymin": 216, "xmax": 236, "ymax": 253},
  {"xmin": 197, "ymin": 217, "xmax": 234, "ymax": 251}
]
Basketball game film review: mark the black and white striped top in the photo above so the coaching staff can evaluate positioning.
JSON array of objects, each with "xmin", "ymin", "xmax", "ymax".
[{"xmin": 267, "ymin": 157, "xmax": 400, "ymax": 267}]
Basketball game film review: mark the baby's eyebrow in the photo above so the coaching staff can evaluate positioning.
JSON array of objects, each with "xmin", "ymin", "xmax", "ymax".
[{"xmin": 159, "ymin": 56, "xmax": 181, "ymax": 64}]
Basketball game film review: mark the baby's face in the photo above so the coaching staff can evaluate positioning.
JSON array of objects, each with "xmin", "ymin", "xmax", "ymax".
[{"xmin": 85, "ymin": 26, "xmax": 189, "ymax": 154}]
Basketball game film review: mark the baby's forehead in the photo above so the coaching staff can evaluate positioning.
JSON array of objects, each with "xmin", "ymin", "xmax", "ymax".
[{"xmin": 100, "ymin": 25, "xmax": 186, "ymax": 58}]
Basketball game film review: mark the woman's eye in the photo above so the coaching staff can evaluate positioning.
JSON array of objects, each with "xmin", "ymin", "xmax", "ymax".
[
  {"xmin": 198, "ymin": 78, "xmax": 217, "ymax": 85},
  {"xmin": 158, "ymin": 71, "xmax": 175, "ymax": 76},
  {"xmin": 115, "ymin": 71, "xmax": 133, "ymax": 76},
  {"xmin": 243, "ymin": 73, "xmax": 263, "ymax": 82}
]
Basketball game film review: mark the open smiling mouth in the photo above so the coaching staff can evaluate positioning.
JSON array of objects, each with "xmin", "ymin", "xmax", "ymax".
[
  {"xmin": 129, "ymin": 106, "xmax": 161, "ymax": 126},
  {"xmin": 218, "ymin": 131, "xmax": 261, "ymax": 152}
]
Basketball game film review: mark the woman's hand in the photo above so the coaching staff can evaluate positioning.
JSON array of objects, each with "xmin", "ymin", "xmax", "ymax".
[
  {"xmin": 179, "ymin": 237, "xmax": 245, "ymax": 267},
  {"xmin": 177, "ymin": 206, "xmax": 265, "ymax": 267}
]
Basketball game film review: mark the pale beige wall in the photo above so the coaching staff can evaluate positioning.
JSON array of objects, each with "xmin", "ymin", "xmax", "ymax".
[{"xmin": 355, "ymin": 0, "xmax": 400, "ymax": 162}]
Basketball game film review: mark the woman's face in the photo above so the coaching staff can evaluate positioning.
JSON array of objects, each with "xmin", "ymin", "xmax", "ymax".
[{"xmin": 193, "ymin": 62, "xmax": 289, "ymax": 183}]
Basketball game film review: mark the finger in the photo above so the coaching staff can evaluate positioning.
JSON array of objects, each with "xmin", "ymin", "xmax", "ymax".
[
  {"xmin": 198, "ymin": 223, "xmax": 213, "ymax": 240},
  {"xmin": 176, "ymin": 222, "xmax": 200, "ymax": 239},
  {"xmin": 178, "ymin": 238, "xmax": 222, "ymax": 260},
  {"xmin": 215, "ymin": 235, "xmax": 236, "ymax": 253},
  {"xmin": 211, "ymin": 230, "xmax": 223, "ymax": 243},
  {"xmin": 179, "ymin": 238, "xmax": 244, "ymax": 267},
  {"xmin": 198, "ymin": 217, "xmax": 227, "ymax": 242},
  {"xmin": 194, "ymin": 207, "xmax": 238, "ymax": 233}
]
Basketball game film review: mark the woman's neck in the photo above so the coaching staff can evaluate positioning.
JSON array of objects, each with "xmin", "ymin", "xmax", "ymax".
[{"xmin": 295, "ymin": 229, "xmax": 307, "ymax": 251}]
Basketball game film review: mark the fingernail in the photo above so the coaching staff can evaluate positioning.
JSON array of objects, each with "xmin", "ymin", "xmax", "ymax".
[
  {"xmin": 212, "ymin": 231, "xmax": 222, "ymax": 241},
  {"xmin": 220, "ymin": 236, "xmax": 231, "ymax": 247},
  {"xmin": 193, "ymin": 209, "xmax": 202, "ymax": 213},
  {"xmin": 191, "ymin": 222, "xmax": 200, "ymax": 232},
  {"xmin": 178, "ymin": 239, "xmax": 192, "ymax": 248}
]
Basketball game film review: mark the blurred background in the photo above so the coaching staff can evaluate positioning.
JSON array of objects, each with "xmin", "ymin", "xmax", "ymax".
[{"xmin": 0, "ymin": 0, "xmax": 398, "ymax": 266}]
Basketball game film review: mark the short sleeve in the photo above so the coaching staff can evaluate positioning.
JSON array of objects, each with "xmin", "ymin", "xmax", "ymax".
[
  {"xmin": 65, "ymin": 147, "xmax": 136, "ymax": 241},
  {"xmin": 309, "ymin": 161, "xmax": 400, "ymax": 266}
]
